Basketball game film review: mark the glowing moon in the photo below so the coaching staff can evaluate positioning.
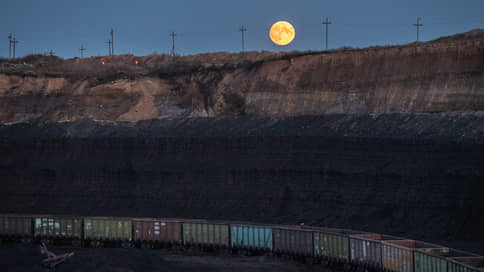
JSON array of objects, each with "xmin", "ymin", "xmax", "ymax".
[{"xmin": 270, "ymin": 21, "xmax": 296, "ymax": 46}]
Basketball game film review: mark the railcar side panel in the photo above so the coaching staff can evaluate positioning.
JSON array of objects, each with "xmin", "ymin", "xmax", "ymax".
[
  {"xmin": 0, "ymin": 215, "xmax": 32, "ymax": 237},
  {"xmin": 182, "ymin": 222, "xmax": 229, "ymax": 247},
  {"xmin": 34, "ymin": 216, "xmax": 81, "ymax": 239},
  {"xmin": 448, "ymin": 257, "xmax": 484, "ymax": 272},
  {"xmin": 382, "ymin": 240, "xmax": 444, "ymax": 272},
  {"xmin": 414, "ymin": 248, "xmax": 477, "ymax": 272},
  {"xmin": 414, "ymin": 250, "xmax": 447, "ymax": 272},
  {"xmin": 314, "ymin": 231, "xmax": 350, "ymax": 261},
  {"xmin": 84, "ymin": 217, "xmax": 132, "ymax": 241},
  {"xmin": 273, "ymin": 228, "xmax": 313, "ymax": 256},
  {"xmin": 230, "ymin": 224, "xmax": 272, "ymax": 250},
  {"xmin": 350, "ymin": 234, "xmax": 402, "ymax": 268},
  {"xmin": 133, "ymin": 219, "xmax": 182, "ymax": 243}
]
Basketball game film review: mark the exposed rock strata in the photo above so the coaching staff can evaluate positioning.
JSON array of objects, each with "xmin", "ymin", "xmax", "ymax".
[{"xmin": 0, "ymin": 38, "xmax": 483, "ymax": 123}]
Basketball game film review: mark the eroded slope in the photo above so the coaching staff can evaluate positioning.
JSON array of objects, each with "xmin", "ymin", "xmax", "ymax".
[{"xmin": 1, "ymin": 32, "xmax": 483, "ymax": 123}]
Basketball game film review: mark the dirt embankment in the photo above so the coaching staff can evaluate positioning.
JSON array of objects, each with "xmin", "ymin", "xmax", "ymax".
[{"xmin": 0, "ymin": 30, "xmax": 483, "ymax": 123}]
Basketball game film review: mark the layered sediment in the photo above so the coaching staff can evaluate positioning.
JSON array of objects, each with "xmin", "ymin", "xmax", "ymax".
[
  {"xmin": 0, "ymin": 32, "xmax": 483, "ymax": 123},
  {"xmin": 1, "ymin": 115, "xmax": 483, "ymax": 253},
  {"xmin": 1, "ymin": 30, "xmax": 484, "ymax": 254}
]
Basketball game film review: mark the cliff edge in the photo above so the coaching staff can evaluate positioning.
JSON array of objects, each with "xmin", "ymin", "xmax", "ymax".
[{"xmin": 0, "ymin": 30, "xmax": 483, "ymax": 123}]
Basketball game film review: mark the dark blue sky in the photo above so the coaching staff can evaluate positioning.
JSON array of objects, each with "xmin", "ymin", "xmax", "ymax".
[{"xmin": 2, "ymin": 0, "xmax": 483, "ymax": 58}]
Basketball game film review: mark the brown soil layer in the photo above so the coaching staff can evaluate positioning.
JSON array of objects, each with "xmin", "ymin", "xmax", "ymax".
[{"xmin": 0, "ymin": 30, "xmax": 483, "ymax": 123}]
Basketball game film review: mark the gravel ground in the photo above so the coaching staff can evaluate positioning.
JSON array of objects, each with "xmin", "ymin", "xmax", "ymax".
[
  {"xmin": 0, "ymin": 244, "xmax": 339, "ymax": 272},
  {"xmin": 1, "ymin": 113, "xmax": 484, "ymax": 144}
]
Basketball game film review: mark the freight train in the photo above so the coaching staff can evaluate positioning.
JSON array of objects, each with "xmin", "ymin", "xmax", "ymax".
[{"xmin": 0, "ymin": 214, "xmax": 483, "ymax": 272}]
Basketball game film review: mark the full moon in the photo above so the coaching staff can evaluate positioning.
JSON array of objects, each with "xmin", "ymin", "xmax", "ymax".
[{"xmin": 270, "ymin": 21, "xmax": 295, "ymax": 46}]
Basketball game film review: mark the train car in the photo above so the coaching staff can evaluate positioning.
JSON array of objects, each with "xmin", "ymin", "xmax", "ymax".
[
  {"xmin": 84, "ymin": 217, "xmax": 132, "ymax": 247},
  {"xmin": 381, "ymin": 240, "xmax": 445, "ymax": 272},
  {"xmin": 3, "ymin": 212, "xmax": 484, "ymax": 272},
  {"xmin": 182, "ymin": 222, "xmax": 229, "ymax": 248},
  {"xmin": 0, "ymin": 214, "xmax": 32, "ymax": 241},
  {"xmin": 230, "ymin": 223, "xmax": 272, "ymax": 252},
  {"xmin": 133, "ymin": 218, "xmax": 182, "ymax": 247},
  {"xmin": 309, "ymin": 227, "xmax": 365, "ymax": 263},
  {"xmin": 414, "ymin": 248, "xmax": 478, "ymax": 272},
  {"xmin": 448, "ymin": 257, "xmax": 484, "ymax": 272},
  {"xmin": 349, "ymin": 233, "xmax": 404, "ymax": 269},
  {"xmin": 273, "ymin": 227, "xmax": 313, "ymax": 257},
  {"xmin": 34, "ymin": 215, "xmax": 82, "ymax": 245}
]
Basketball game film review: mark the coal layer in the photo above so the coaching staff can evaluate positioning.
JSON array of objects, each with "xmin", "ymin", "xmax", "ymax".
[{"xmin": 1, "ymin": 114, "xmax": 483, "ymax": 254}]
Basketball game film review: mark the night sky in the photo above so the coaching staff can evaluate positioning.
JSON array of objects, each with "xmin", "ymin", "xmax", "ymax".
[{"xmin": 2, "ymin": 0, "xmax": 483, "ymax": 58}]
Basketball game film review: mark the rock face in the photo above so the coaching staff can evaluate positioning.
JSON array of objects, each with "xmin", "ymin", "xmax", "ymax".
[
  {"xmin": 0, "ymin": 38, "xmax": 483, "ymax": 123},
  {"xmin": 1, "ymin": 31, "xmax": 484, "ymax": 254}
]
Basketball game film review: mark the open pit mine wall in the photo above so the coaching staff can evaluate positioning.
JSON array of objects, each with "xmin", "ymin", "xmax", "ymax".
[
  {"xmin": 0, "ymin": 40, "xmax": 484, "ymax": 123},
  {"xmin": 1, "ymin": 116, "xmax": 483, "ymax": 254}
]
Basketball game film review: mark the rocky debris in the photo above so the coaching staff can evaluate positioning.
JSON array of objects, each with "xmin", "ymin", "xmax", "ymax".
[
  {"xmin": 39, "ymin": 243, "xmax": 74, "ymax": 269},
  {"xmin": 1, "ymin": 113, "xmax": 483, "ymax": 144},
  {"xmin": 0, "ymin": 245, "xmax": 333, "ymax": 272}
]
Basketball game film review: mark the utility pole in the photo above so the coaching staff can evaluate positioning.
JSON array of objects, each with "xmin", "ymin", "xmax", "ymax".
[
  {"xmin": 322, "ymin": 18, "xmax": 332, "ymax": 50},
  {"xmin": 8, "ymin": 33, "xmax": 12, "ymax": 60},
  {"xmin": 170, "ymin": 32, "xmax": 177, "ymax": 57},
  {"xmin": 110, "ymin": 29, "xmax": 114, "ymax": 56},
  {"xmin": 239, "ymin": 25, "xmax": 248, "ymax": 52},
  {"xmin": 105, "ymin": 40, "xmax": 112, "ymax": 56},
  {"xmin": 79, "ymin": 45, "xmax": 86, "ymax": 58},
  {"xmin": 413, "ymin": 17, "xmax": 423, "ymax": 42},
  {"xmin": 12, "ymin": 37, "xmax": 19, "ymax": 60}
]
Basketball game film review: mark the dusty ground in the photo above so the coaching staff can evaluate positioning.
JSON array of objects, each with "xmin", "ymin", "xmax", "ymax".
[{"xmin": 0, "ymin": 244, "xmax": 337, "ymax": 272}]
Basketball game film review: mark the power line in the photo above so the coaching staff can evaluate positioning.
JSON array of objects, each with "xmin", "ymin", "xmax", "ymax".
[
  {"xmin": 239, "ymin": 25, "xmax": 248, "ymax": 52},
  {"xmin": 11, "ymin": 37, "xmax": 19, "ymax": 60},
  {"xmin": 322, "ymin": 18, "xmax": 332, "ymax": 50},
  {"xmin": 413, "ymin": 17, "xmax": 424, "ymax": 41},
  {"xmin": 105, "ymin": 40, "xmax": 112, "ymax": 56},
  {"xmin": 110, "ymin": 29, "xmax": 114, "ymax": 56},
  {"xmin": 79, "ymin": 45, "xmax": 87, "ymax": 58},
  {"xmin": 8, "ymin": 33, "xmax": 12, "ymax": 60},
  {"xmin": 170, "ymin": 32, "xmax": 177, "ymax": 56}
]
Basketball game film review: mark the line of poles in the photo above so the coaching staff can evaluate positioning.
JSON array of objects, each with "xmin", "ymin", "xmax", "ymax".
[
  {"xmin": 163, "ymin": 17, "xmax": 423, "ymax": 56},
  {"xmin": 6, "ymin": 18, "xmax": 425, "ymax": 60},
  {"xmin": 319, "ymin": 17, "xmax": 424, "ymax": 50}
]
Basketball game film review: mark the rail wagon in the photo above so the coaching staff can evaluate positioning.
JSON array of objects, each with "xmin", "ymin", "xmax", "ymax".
[
  {"xmin": 349, "ymin": 233, "xmax": 403, "ymax": 269},
  {"xmin": 230, "ymin": 224, "xmax": 272, "ymax": 251},
  {"xmin": 0, "ymin": 214, "xmax": 32, "ymax": 239},
  {"xmin": 133, "ymin": 218, "xmax": 182, "ymax": 246},
  {"xmin": 182, "ymin": 222, "xmax": 229, "ymax": 248},
  {"xmin": 448, "ymin": 257, "xmax": 484, "ymax": 272},
  {"xmin": 273, "ymin": 227, "xmax": 313, "ymax": 256},
  {"xmin": 381, "ymin": 240, "xmax": 445, "ymax": 272},
  {"xmin": 1, "ymin": 213, "xmax": 484, "ymax": 272},
  {"xmin": 84, "ymin": 217, "xmax": 132, "ymax": 247},
  {"xmin": 34, "ymin": 216, "xmax": 82, "ymax": 242},
  {"xmin": 309, "ymin": 227, "xmax": 365, "ymax": 263},
  {"xmin": 414, "ymin": 248, "xmax": 478, "ymax": 272}
]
